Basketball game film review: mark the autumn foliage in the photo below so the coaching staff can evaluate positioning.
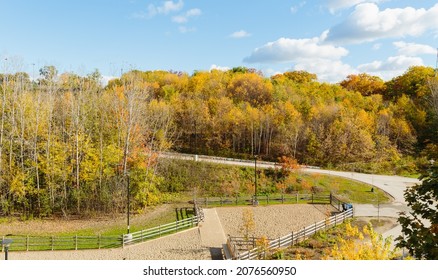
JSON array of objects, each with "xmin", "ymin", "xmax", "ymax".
[{"xmin": 0, "ymin": 65, "xmax": 437, "ymax": 218}]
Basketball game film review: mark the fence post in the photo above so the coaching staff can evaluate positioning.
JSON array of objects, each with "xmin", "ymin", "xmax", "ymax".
[
  {"xmin": 159, "ymin": 225, "xmax": 162, "ymax": 237},
  {"xmin": 235, "ymin": 195, "xmax": 238, "ymax": 205},
  {"xmin": 291, "ymin": 232, "xmax": 294, "ymax": 246},
  {"xmin": 335, "ymin": 214, "xmax": 337, "ymax": 226},
  {"xmin": 1, "ymin": 236, "xmax": 4, "ymax": 252},
  {"xmin": 296, "ymin": 192, "xmax": 298, "ymax": 203},
  {"xmin": 314, "ymin": 222, "xmax": 317, "ymax": 235},
  {"xmin": 75, "ymin": 235, "xmax": 78, "ymax": 250},
  {"xmin": 98, "ymin": 234, "xmax": 101, "ymax": 249},
  {"xmin": 267, "ymin": 195, "xmax": 269, "ymax": 205},
  {"xmin": 26, "ymin": 235, "xmax": 29, "ymax": 251},
  {"xmin": 51, "ymin": 236, "xmax": 54, "ymax": 251}
]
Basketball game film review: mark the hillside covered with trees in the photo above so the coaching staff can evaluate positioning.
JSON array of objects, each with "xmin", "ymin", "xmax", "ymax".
[{"xmin": 0, "ymin": 66, "xmax": 437, "ymax": 217}]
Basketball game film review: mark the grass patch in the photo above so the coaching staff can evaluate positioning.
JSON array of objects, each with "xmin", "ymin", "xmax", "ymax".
[{"xmin": 298, "ymin": 172, "xmax": 390, "ymax": 204}]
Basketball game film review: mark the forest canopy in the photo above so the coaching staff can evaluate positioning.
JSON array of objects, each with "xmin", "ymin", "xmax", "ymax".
[{"xmin": 0, "ymin": 66, "xmax": 437, "ymax": 217}]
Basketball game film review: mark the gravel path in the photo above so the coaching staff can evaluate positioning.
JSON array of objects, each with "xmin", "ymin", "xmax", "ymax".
[{"xmin": 9, "ymin": 204, "xmax": 336, "ymax": 260}]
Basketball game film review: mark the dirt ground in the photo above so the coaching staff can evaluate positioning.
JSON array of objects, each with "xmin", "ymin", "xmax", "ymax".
[{"xmin": 0, "ymin": 203, "xmax": 173, "ymax": 236}]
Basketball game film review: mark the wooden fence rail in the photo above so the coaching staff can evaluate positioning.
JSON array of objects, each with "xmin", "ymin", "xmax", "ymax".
[
  {"xmin": 226, "ymin": 208, "xmax": 354, "ymax": 260},
  {"xmin": 2, "ymin": 203, "xmax": 204, "ymax": 252},
  {"xmin": 1, "ymin": 234, "xmax": 121, "ymax": 252},
  {"xmin": 123, "ymin": 216, "xmax": 199, "ymax": 246},
  {"xmin": 199, "ymin": 193, "xmax": 332, "ymax": 207}
]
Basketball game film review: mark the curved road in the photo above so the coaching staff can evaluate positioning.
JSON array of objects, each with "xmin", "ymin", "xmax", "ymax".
[{"xmin": 160, "ymin": 152, "xmax": 421, "ymax": 244}]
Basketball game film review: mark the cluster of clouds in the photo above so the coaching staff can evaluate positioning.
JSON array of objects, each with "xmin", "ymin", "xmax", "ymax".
[
  {"xmin": 133, "ymin": 0, "xmax": 201, "ymax": 33},
  {"xmin": 244, "ymin": 2, "xmax": 438, "ymax": 82},
  {"xmin": 133, "ymin": 1, "xmax": 437, "ymax": 82}
]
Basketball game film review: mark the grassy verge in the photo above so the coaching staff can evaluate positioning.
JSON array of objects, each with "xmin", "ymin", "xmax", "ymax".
[{"xmin": 297, "ymin": 172, "xmax": 390, "ymax": 204}]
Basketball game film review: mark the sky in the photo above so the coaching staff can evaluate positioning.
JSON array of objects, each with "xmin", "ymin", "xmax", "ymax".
[{"xmin": 1, "ymin": 0, "xmax": 438, "ymax": 83}]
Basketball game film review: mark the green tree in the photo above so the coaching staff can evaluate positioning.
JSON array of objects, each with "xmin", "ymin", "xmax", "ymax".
[{"xmin": 397, "ymin": 163, "xmax": 438, "ymax": 259}]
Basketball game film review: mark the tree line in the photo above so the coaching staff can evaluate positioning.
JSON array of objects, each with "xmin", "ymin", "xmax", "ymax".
[{"xmin": 0, "ymin": 65, "xmax": 437, "ymax": 217}]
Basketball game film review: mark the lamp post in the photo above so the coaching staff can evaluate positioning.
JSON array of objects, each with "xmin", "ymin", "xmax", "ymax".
[
  {"xmin": 376, "ymin": 190, "xmax": 380, "ymax": 222},
  {"xmin": 115, "ymin": 163, "xmax": 131, "ymax": 235},
  {"xmin": 127, "ymin": 173, "xmax": 130, "ymax": 234},
  {"xmin": 1, "ymin": 239, "xmax": 13, "ymax": 260},
  {"xmin": 254, "ymin": 155, "xmax": 258, "ymax": 206}
]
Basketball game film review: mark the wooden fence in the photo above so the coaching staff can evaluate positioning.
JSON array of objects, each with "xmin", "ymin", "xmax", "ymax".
[
  {"xmin": 198, "ymin": 193, "xmax": 332, "ymax": 207},
  {"xmin": 225, "ymin": 207, "xmax": 354, "ymax": 260},
  {"xmin": 2, "ymin": 203, "xmax": 204, "ymax": 252},
  {"xmin": 1, "ymin": 234, "xmax": 121, "ymax": 251},
  {"xmin": 122, "ymin": 216, "xmax": 199, "ymax": 247}
]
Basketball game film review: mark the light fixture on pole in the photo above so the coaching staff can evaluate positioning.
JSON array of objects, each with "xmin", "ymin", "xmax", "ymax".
[
  {"xmin": 254, "ymin": 155, "xmax": 258, "ymax": 206},
  {"xmin": 1, "ymin": 239, "xmax": 13, "ymax": 260},
  {"xmin": 126, "ymin": 173, "xmax": 130, "ymax": 235}
]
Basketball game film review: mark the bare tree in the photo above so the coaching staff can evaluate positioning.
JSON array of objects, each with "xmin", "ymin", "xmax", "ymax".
[{"xmin": 427, "ymin": 78, "xmax": 438, "ymax": 117}]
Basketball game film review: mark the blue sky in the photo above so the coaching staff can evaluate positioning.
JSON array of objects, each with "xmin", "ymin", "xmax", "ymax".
[{"xmin": 1, "ymin": 0, "xmax": 438, "ymax": 83}]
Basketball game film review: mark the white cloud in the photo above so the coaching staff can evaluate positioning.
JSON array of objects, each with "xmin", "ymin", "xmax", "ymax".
[
  {"xmin": 178, "ymin": 26, "xmax": 196, "ymax": 33},
  {"xmin": 243, "ymin": 37, "xmax": 349, "ymax": 63},
  {"xmin": 243, "ymin": 36, "xmax": 353, "ymax": 82},
  {"xmin": 133, "ymin": 0, "xmax": 184, "ymax": 19},
  {"xmin": 326, "ymin": 3, "xmax": 438, "ymax": 44},
  {"xmin": 357, "ymin": 55, "xmax": 424, "ymax": 80},
  {"xmin": 294, "ymin": 58, "xmax": 356, "ymax": 82},
  {"xmin": 263, "ymin": 68, "xmax": 282, "ymax": 77},
  {"xmin": 157, "ymin": 0, "xmax": 184, "ymax": 15},
  {"xmin": 291, "ymin": 1, "xmax": 306, "ymax": 14},
  {"xmin": 326, "ymin": 0, "xmax": 382, "ymax": 14},
  {"xmin": 172, "ymin": 8, "xmax": 201, "ymax": 23},
  {"xmin": 101, "ymin": 75, "xmax": 117, "ymax": 86},
  {"xmin": 393, "ymin": 41, "xmax": 436, "ymax": 56},
  {"xmin": 230, "ymin": 30, "xmax": 251, "ymax": 39},
  {"xmin": 372, "ymin": 43, "xmax": 382, "ymax": 50},
  {"xmin": 210, "ymin": 64, "xmax": 230, "ymax": 72}
]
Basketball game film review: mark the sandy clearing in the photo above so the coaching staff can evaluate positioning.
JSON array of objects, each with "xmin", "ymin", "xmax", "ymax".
[{"xmin": 216, "ymin": 204, "xmax": 338, "ymax": 239}]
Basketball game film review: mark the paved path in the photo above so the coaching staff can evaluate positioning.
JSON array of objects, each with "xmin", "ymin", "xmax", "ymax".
[{"xmin": 198, "ymin": 208, "xmax": 227, "ymax": 259}]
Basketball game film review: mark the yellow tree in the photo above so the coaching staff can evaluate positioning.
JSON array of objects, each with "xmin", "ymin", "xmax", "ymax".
[
  {"xmin": 327, "ymin": 222, "xmax": 396, "ymax": 260},
  {"xmin": 340, "ymin": 73, "xmax": 386, "ymax": 96}
]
